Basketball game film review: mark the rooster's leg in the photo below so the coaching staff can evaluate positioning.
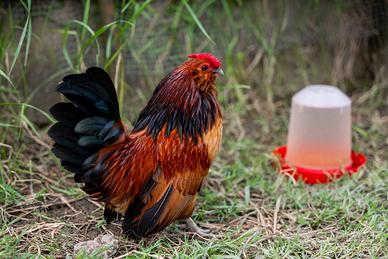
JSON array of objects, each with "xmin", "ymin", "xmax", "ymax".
[{"xmin": 185, "ymin": 218, "xmax": 213, "ymax": 238}]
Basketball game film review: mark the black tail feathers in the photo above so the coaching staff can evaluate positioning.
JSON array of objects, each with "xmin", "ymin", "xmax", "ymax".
[{"xmin": 48, "ymin": 67, "xmax": 126, "ymax": 183}]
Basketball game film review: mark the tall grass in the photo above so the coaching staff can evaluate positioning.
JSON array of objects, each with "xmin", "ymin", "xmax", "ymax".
[
  {"xmin": 0, "ymin": 1, "xmax": 240, "ymax": 148},
  {"xmin": 0, "ymin": 0, "xmax": 42, "ymax": 146},
  {"xmin": 0, "ymin": 1, "xmax": 387, "ymax": 257},
  {"xmin": 1, "ymin": 0, "xmax": 385, "ymax": 159}
]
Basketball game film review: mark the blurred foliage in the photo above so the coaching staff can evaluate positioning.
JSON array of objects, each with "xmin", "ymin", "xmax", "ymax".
[
  {"xmin": 0, "ymin": 0, "xmax": 386, "ymax": 155},
  {"xmin": 0, "ymin": 1, "xmax": 387, "ymax": 257}
]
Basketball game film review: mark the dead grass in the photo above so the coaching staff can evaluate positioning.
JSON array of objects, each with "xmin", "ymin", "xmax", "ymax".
[
  {"xmin": 1, "ymin": 81, "xmax": 387, "ymax": 257},
  {"xmin": 1, "ymin": 1, "xmax": 387, "ymax": 257}
]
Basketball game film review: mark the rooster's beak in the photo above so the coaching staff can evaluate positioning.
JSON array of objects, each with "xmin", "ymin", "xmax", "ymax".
[{"xmin": 212, "ymin": 67, "xmax": 224, "ymax": 76}]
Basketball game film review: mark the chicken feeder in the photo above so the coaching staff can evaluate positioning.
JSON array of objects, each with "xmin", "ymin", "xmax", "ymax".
[{"xmin": 272, "ymin": 85, "xmax": 366, "ymax": 184}]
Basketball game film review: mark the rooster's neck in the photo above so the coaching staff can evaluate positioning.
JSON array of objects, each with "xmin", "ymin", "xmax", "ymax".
[{"xmin": 132, "ymin": 72, "xmax": 221, "ymax": 144}]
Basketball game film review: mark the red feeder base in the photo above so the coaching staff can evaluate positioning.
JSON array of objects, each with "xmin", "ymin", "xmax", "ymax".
[{"xmin": 272, "ymin": 145, "xmax": 367, "ymax": 184}]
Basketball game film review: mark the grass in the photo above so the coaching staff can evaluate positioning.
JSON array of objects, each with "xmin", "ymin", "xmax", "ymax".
[{"xmin": 1, "ymin": 0, "xmax": 387, "ymax": 258}]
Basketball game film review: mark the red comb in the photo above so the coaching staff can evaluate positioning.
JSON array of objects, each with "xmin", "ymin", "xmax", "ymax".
[{"xmin": 188, "ymin": 53, "xmax": 221, "ymax": 68}]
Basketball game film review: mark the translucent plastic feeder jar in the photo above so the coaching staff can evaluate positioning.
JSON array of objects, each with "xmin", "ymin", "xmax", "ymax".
[{"xmin": 285, "ymin": 85, "xmax": 352, "ymax": 170}]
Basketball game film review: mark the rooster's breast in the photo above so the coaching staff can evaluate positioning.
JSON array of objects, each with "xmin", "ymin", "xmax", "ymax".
[{"xmin": 202, "ymin": 116, "xmax": 222, "ymax": 162}]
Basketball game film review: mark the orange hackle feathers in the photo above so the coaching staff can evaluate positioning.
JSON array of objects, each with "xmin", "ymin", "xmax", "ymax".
[{"xmin": 49, "ymin": 54, "xmax": 223, "ymax": 237}]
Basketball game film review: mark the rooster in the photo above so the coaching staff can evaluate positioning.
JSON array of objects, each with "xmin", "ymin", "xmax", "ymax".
[{"xmin": 48, "ymin": 53, "xmax": 223, "ymax": 237}]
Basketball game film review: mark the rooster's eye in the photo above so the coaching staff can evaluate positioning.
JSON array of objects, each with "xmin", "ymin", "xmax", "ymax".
[{"xmin": 201, "ymin": 65, "xmax": 208, "ymax": 71}]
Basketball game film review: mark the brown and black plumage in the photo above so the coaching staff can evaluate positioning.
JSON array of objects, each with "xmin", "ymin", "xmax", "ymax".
[{"xmin": 48, "ymin": 53, "xmax": 223, "ymax": 237}]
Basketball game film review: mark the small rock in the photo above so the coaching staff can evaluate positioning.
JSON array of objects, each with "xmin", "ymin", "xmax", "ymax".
[{"xmin": 74, "ymin": 234, "xmax": 118, "ymax": 258}]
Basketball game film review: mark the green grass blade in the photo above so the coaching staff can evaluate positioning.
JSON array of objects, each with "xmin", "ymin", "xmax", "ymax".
[
  {"xmin": 0, "ymin": 102, "xmax": 55, "ymax": 123},
  {"xmin": 182, "ymin": 0, "xmax": 215, "ymax": 44},
  {"xmin": 81, "ymin": 0, "xmax": 90, "ymax": 40},
  {"xmin": 23, "ymin": 0, "xmax": 32, "ymax": 66},
  {"xmin": 9, "ymin": 2, "xmax": 30, "ymax": 73},
  {"xmin": 130, "ymin": 0, "xmax": 153, "ymax": 22},
  {"xmin": 72, "ymin": 20, "xmax": 95, "ymax": 38},
  {"xmin": 172, "ymin": 1, "xmax": 184, "ymax": 31},
  {"xmin": 82, "ymin": 20, "xmax": 132, "ymax": 51},
  {"xmin": 104, "ymin": 43, "xmax": 127, "ymax": 69},
  {"xmin": 0, "ymin": 69, "xmax": 14, "ymax": 87},
  {"xmin": 61, "ymin": 25, "xmax": 75, "ymax": 71}
]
